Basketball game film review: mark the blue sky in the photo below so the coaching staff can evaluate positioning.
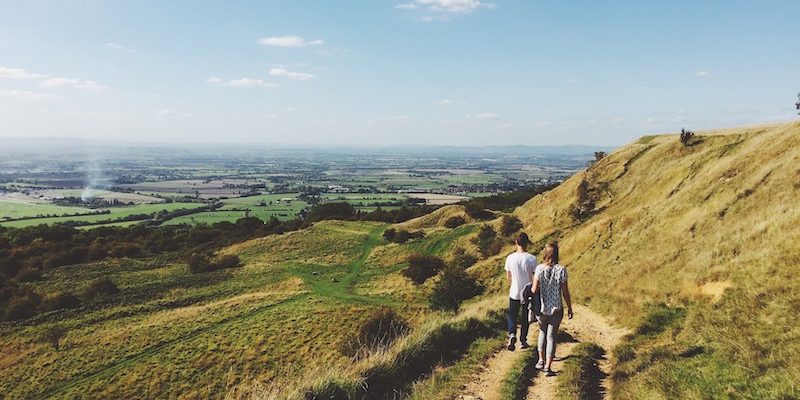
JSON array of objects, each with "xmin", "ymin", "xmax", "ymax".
[{"xmin": 0, "ymin": 0, "xmax": 798, "ymax": 146}]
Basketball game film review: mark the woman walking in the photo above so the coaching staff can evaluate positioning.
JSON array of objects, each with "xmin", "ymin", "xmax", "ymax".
[{"xmin": 531, "ymin": 242, "xmax": 573, "ymax": 376}]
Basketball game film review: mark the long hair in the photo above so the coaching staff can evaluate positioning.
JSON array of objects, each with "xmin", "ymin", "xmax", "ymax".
[{"xmin": 541, "ymin": 242, "xmax": 559, "ymax": 266}]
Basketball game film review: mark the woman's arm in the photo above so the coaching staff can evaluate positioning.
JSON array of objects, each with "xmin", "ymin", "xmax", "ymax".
[
  {"xmin": 562, "ymin": 280, "xmax": 573, "ymax": 319},
  {"xmin": 532, "ymin": 273, "xmax": 540, "ymax": 294}
]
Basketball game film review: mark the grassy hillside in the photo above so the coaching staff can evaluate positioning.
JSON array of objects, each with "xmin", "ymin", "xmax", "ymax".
[
  {"xmin": 512, "ymin": 122, "xmax": 800, "ymax": 398},
  {"xmin": 0, "ymin": 219, "xmax": 482, "ymax": 398}
]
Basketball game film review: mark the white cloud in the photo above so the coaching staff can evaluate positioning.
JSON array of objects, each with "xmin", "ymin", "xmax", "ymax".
[
  {"xmin": 437, "ymin": 99, "xmax": 466, "ymax": 106},
  {"xmin": 207, "ymin": 77, "xmax": 279, "ymax": 88},
  {"xmin": 105, "ymin": 42, "xmax": 136, "ymax": 53},
  {"xmin": 410, "ymin": 0, "xmax": 496, "ymax": 13},
  {"xmin": 466, "ymin": 112, "xmax": 499, "ymax": 120},
  {"xmin": 226, "ymin": 78, "xmax": 278, "ymax": 88},
  {"xmin": 0, "ymin": 89, "xmax": 61, "ymax": 101},
  {"xmin": 157, "ymin": 109, "xmax": 177, "ymax": 116},
  {"xmin": 39, "ymin": 78, "xmax": 108, "ymax": 91},
  {"xmin": 0, "ymin": 66, "xmax": 46, "ymax": 79},
  {"xmin": 395, "ymin": 3, "xmax": 417, "ymax": 9},
  {"xmin": 694, "ymin": 70, "xmax": 710, "ymax": 78},
  {"xmin": 269, "ymin": 67, "xmax": 314, "ymax": 81},
  {"xmin": 257, "ymin": 35, "xmax": 324, "ymax": 48}
]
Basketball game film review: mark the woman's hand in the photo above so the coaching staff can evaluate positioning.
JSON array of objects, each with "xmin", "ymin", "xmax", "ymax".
[{"xmin": 567, "ymin": 307, "xmax": 574, "ymax": 319}]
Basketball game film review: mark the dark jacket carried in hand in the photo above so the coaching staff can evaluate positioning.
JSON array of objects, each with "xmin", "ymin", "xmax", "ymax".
[{"xmin": 520, "ymin": 282, "xmax": 541, "ymax": 317}]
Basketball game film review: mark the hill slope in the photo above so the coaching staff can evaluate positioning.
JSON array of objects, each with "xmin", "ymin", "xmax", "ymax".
[{"xmin": 513, "ymin": 122, "xmax": 800, "ymax": 398}]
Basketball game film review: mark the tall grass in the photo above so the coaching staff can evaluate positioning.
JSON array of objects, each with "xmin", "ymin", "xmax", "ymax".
[{"xmin": 555, "ymin": 343, "xmax": 604, "ymax": 400}]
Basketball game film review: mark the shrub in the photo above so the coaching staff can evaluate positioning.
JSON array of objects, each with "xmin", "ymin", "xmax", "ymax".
[
  {"xmin": 464, "ymin": 203, "xmax": 494, "ymax": 220},
  {"xmin": 569, "ymin": 178, "xmax": 595, "ymax": 221},
  {"xmin": 499, "ymin": 215, "xmax": 523, "ymax": 236},
  {"xmin": 401, "ymin": 254, "xmax": 445, "ymax": 284},
  {"xmin": 473, "ymin": 225, "xmax": 502, "ymax": 258},
  {"xmin": 451, "ymin": 247, "xmax": 477, "ymax": 270},
  {"xmin": 40, "ymin": 291, "xmax": 81, "ymax": 312},
  {"xmin": 339, "ymin": 307, "xmax": 410, "ymax": 359},
  {"xmin": 679, "ymin": 128, "xmax": 695, "ymax": 147},
  {"xmin": 2, "ymin": 294, "xmax": 40, "ymax": 321},
  {"xmin": 594, "ymin": 151, "xmax": 607, "ymax": 161},
  {"xmin": 82, "ymin": 278, "xmax": 120, "ymax": 301},
  {"xmin": 42, "ymin": 326, "xmax": 68, "ymax": 351},
  {"xmin": 383, "ymin": 229, "xmax": 424, "ymax": 244},
  {"xmin": 188, "ymin": 253, "xmax": 242, "ymax": 274},
  {"xmin": 15, "ymin": 267, "xmax": 41, "ymax": 282},
  {"xmin": 443, "ymin": 216, "xmax": 466, "ymax": 229},
  {"xmin": 429, "ymin": 265, "xmax": 483, "ymax": 311}
]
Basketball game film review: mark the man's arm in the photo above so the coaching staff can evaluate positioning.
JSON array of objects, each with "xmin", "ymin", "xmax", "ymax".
[{"xmin": 506, "ymin": 270, "xmax": 512, "ymax": 280}]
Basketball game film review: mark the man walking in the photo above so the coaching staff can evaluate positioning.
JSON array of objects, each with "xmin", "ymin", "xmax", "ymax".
[{"xmin": 505, "ymin": 232, "xmax": 537, "ymax": 351}]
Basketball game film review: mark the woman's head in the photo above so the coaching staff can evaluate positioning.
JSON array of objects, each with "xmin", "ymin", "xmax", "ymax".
[{"xmin": 541, "ymin": 242, "xmax": 559, "ymax": 266}]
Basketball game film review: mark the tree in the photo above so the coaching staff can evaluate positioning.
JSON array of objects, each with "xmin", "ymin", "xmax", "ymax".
[
  {"xmin": 429, "ymin": 265, "xmax": 483, "ymax": 312},
  {"xmin": 680, "ymin": 128, "xmax": 695, "ymax": 147},
  {"xmin": 796, "ymin": 93, "xmax": 800, "ymax": 115},
  {"xmin": 401, "ymin": 254, "xmax": 445, "ymax": 284},
  {"xmin": 42, "ymin": 326, "xmax": 68, "ymax": 351},
  {"xmin": 594, "ymin": 151, "xmax": 607, "ymax": 162}
]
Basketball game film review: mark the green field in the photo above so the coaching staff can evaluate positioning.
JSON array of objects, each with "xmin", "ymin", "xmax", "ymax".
[
  {"xmin": 0, "ymin": 202, "xmax": 205, "ymax": 228},
  {"xmin": 0, "ymin": 199, "xmax": 88, "ymax": 220}
]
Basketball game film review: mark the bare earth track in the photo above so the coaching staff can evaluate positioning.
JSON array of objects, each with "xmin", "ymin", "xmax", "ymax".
[{"xmin": 460, "ymin": 304, "xmax": 628, "ymax": 400}]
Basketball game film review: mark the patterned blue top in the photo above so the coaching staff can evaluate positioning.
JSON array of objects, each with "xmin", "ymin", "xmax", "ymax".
[{"xmin": 534, "ymin": 264, "xmax": 568, "ymax": 316}]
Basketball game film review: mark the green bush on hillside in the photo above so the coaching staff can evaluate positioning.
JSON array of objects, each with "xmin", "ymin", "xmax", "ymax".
[
  {"xmin": 339, "ymin": 307, "xmax": 410, "ymax": 359},
  {"xmin": 401, "ymin": 254, "xmax": 445, "ymax": 284},
  {"xmin": 187, "ymin": 253, "xmax": 242, "ymax": 274},
  {"xmin": 429, "ymin": 265, "xmax": 483, "ymax": 312},
  {"xmin": 443, "ymin": 216, "xmax": 466, "ymax": 228},
  {"xmin": 472, "ymin": 225, "xmax": 503, "ymax": 258},
  {"xmin": 499, "ymin": 215, "xmax": 523, "ymax": 236},
  {"xmin": 82, "ymin": 278, "xmax": 120, "ymax": 301}
]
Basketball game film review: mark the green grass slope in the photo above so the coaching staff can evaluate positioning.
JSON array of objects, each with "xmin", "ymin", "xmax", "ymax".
[{"xmin": 513, "ymin": 122, "xmax": 800, "ymax": 398}]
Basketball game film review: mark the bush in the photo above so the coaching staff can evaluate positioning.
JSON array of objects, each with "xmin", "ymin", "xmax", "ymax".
[
  {"xmin": 188, "ymin": 253, "xmax": 242, "ymax": 274},
  {"xmin": 679, "ymin": 128, "xmax": 695, "ymax": 147},
  {"xmin": 383, "ymin": 229, "xmax": 424, "ymax": 244},
  {"xmin": 401, "ymin": 254, "xmax": 445, "ymax": 284},
  {"xmin": 40, "ymin": 291, "xmax": 81, "ymax": 312},
  {"xmin": 429, "ymin": 265, "xmax": 483, "ymax": 311},
  {"xmin": 450, "ymin": 247, "xmax": 477, "ymax": 270},
  {"xmin": 42, "ymin": 325, "xmax": 68, "ymax": 351},
  {"xmin": 464, "ymin": 203, "xmax": 494, "ymax": 220},
  {"xmin": 472, "ymin": 225, "xmax": 503, "ymax": 258},
  {"xmin": 443, "ymin": 216, "xmax": 466, "ymax": 229},
  {"xmin": 82, "ymin": 278, "xmax": 120, "ymax": 301},
  {"xmin": 499, "ymin": 215, "xmax": 523, "ymax": 236},
  {"xmin": 339, "ymin": 307, "xmax": 410, "ymax": 359},
  {"xmin": 569, "ymin": 178, "xmax": 595, "ymax": 221},
  {"xmin": 2, "ymin": 294, "xmax": 40, "ymax": 321}
]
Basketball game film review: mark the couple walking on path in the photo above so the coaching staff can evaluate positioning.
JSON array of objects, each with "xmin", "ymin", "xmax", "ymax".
[{"xmin": 505, "ymin": 232, "xmax": 572, "ymax": 377}]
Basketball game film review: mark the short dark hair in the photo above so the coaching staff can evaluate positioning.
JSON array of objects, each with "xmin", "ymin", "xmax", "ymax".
[{"xmin": 515, "ymin": 232, "xmax": 531, "ymax": 247}]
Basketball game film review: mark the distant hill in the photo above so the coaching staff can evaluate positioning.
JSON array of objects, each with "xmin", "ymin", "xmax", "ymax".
[{"xmin": 511, "ymin": 121, "xmax": 800, "ymax": 398}]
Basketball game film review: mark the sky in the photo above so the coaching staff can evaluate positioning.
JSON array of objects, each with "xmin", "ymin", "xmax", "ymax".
[{"xmin": 0, "ymin": 0, "xmax": 798, "ymax": 146}]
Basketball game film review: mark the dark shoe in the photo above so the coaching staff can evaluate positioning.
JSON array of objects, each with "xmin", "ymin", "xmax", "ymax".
[
  {"xmin": 520, "ymin": 342, "xmax": 530, "ymax": 349},
  {"xmin": 507, "ymin": 336, "xmax": 517, "ymax": 351},
  {"xmin": 544, "ymin": 367, "xmax": 557, "ymax": 377}
]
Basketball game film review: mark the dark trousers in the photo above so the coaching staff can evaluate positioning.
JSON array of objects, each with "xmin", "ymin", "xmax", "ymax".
[{"xmin": 507, "ymin": 297, "xmax": 530, "ymax": 342}]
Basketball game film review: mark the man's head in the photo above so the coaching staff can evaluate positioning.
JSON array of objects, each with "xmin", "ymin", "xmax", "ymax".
[{"xmin": 515, "ymin": 232, "xmax": 531, "ymax": 249}]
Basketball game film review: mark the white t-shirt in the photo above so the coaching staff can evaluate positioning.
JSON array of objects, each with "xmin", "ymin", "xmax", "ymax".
[{"xmin": 505, "ymin": 251, "xmax": 537, "ymax": 300}]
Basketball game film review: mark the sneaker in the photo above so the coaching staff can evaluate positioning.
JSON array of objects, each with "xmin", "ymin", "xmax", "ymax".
[
  {"xmin": 544, "ymin": 367, "xmax": 557, "ymax": 377},
  {"xmin": 535, "ymin": 360, "xmax": 544, "ymax": 370},
  {"xmin": 520, "ymin": 342, "xmax": 530, "ymax": 349},
  {"xmin": 507, "ymin": 336, "xmax": 517, "ymax": 351}
]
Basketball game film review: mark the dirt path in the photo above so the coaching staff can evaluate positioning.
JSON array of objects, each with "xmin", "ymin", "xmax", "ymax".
[
  {"xmin": 458, "ymin": 304, "xmax": 628, "ymax": 400},
  {"xmin": 460, "ymin": 343, "xmax": 530, "ymax": 400},
  {"xmin": 525, "ymin": 304, "xmax": 629, "ymax": 400}
]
